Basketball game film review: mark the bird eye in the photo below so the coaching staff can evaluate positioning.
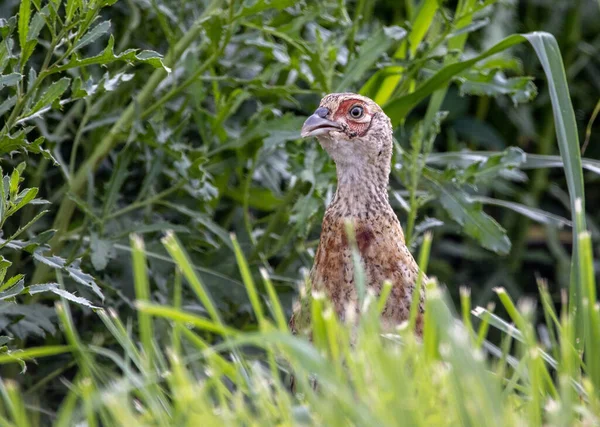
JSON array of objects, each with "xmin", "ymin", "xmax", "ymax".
[{"xmin": 349, "ymin": 105, "xmax": 364, "ymax": 119}]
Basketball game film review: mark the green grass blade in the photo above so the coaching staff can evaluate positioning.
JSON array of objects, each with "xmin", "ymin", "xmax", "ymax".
[
  {"xmin": 230, "ymin": 233, "xmax": 266, "ymax": 326},
  {"xmin": 161, "ymin": 231, "xmax": 223, "ymax": 326},
  {"xmin": 130, "ymin": 234, "xmax": 154, "ymax": 368},
  {"xmin": 522, "ymin": 33, "xmax": 588, "ymax": 349}
]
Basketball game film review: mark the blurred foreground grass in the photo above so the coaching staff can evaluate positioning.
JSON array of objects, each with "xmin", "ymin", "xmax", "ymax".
[{"xmin": 1, "ymin": 228, "xmax": 598, "ymax": 426}]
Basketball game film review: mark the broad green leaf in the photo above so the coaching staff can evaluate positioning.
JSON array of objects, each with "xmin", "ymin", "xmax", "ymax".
[
  {"xmin": 74, "ymin": 20, "xmax": 111, "ymax": 51},
  {"xmin": 28, "ymin": 77, "xmax": 70, "ymax": 116},
  {"xmin": 0, "ymin": 73, "xmax": 22, "ymax": 89},
  {"xmin": 522, "ymin": 32, "xmax": 588, "ymax": 349},
  {"xmin": 427, "ymin": 179, "xmax": 511, "ymax": 255},
  {"xmin": 335, "ymin": 26, "xmax": 407, "ymax": 92}
]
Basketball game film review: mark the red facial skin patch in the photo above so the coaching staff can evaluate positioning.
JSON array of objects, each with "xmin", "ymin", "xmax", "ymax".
[{"xmin": 333, "ymin": 99, "xmax": 372, "ymax": 137}]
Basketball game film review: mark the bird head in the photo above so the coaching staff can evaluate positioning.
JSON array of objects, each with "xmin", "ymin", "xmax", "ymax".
[{"xmin": 300, "ymin": 93, "xmax": 393, "ymax": 167}]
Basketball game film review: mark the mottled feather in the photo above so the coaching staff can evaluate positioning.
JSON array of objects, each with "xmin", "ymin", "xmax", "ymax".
[{"xmin": 291, "ymin": 92, "xmax": 425, "ymax": 336}]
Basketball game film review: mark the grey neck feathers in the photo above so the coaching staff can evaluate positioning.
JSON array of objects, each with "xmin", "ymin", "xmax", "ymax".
[{"xmin": 330, "ymin": 160, "xmax": 391, "ymax": 218}]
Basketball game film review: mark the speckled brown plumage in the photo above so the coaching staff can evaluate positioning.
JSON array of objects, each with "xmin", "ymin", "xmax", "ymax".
[{"xmin": 291, "ymin": 93, "xmax": 425, "ymax": 336}]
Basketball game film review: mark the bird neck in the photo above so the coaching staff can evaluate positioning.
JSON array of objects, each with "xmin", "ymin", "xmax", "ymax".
[{"xmin": 330, "ymin": 161, "xmax": 391, "ymax": 218}]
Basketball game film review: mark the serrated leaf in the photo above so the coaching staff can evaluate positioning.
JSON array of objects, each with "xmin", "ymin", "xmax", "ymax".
[
  {"xmin": 0, "ymin": 278, "xmax": 25, "ymax": 300},
  {"xmin": 54, "ymin": 35, "xmax": 170, "ymax": 73},
  {"xmin": 28, "ymin": 283, "xmax": 97, "ymax": 308},
  {"xmin": 20, "ymin": 40, "xmax": 37, "ymax": 67},
  {"xmin": 32, "ymin": 252, "xmax": 103, "ymax": 300},
  {"xmin": 27, "ymin": 6, "xmax": 49, "ymax": 42},
  {"xmin": 74, "ymin": 20, "xmax": 111, "ymax": 51},
  {"xmin": 0, "ymin": 95, "xmax": 16, "ymax": 117},
  {"xmin": 28, "ymin": 77, "xmax": 70, "ymax": 116},
  {"xmin": 0, "ymin": 274, "xmax": 23, "ymax": 294},
  {"xmin": 66, "ymin": 263, "xmax": 103, "ymax": 300},
  {"xmin": 65, "ymin": 0, "xmax": 80, "ymax": 23},
  {"xmin": 427, "ymin": 179, "xmax": 511, "ymax": 254},
  {"xmin": 18, "ymin": 0, "xmax": 30, "ymax": 51},
  {"xmin": 29, "ymin": 136, "xmax": 58, "ymax": 165},
  {"xmin": 0, "ymin": 73, "xmax": 22, "ymax": 89}
]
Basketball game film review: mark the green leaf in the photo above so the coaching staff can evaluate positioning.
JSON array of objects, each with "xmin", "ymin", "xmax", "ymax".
[
  {"xmin": 0, "ymin": 274, "xmax": 23, "ymax": 294},
  {"xmin": 524, "ymin": 33, "xmax": 588, "ymax": 348},
  {"xmin": 28, "ymin": 77, "xmax": 70, "ymax": 116},
  {"xmin": 9, "ymin": 167, "xmax": 19, "ymax": 199},
  {"xmin": 0, "ymin": 278, "xmax": 25, "ymax": 300},
  {"xmin": 426, "ymin": 151, "xmax": 600, "ymax": 177},
  {"xmin": 0, "ymin": 95, "xmax": 17, "ymax": 116},
  {"xmin": 9, "ymin": 187, "xmax": 38, "ymax": 215},
  {"xmin": 457, "ymin": 70, "xmax": 537, "ymax": 105},
  {"xmin": 0, "ymin": 345, "xmax": 70, "ymax": 364},
  {"xmin": 20, "ymin": 40, "xmax": 37, "ymax": 67},
  {"xmin": 448, "ymin": 18, "xmax": 490, "ymax": 39},
  {"xmin": 236, "ymin": 0, "xmax": 296, "ymax": 18},
  {"xmin": 18, "ymin": 0, "xmax": 30, "ymax": 52},
  {"xmin": 65, "ymin": 0, "xmax": 80, "ymax": 23},
  {"xmin": 74, "ymin": 20, "xmax": 111, "ymax": 51},
  {"xmin": 336, "ymin": 26, "xmax": 407, "ymax": 92},
  {"xmin": 90, "ymin": 233, "xmax": 116, "ymax": 271},
  {"xmin": 32, "ymin": 252, "xmax": 103, "ymax": 300},
  {"xmin": 473, "ymin": 197, "xmax": 572, "ymax": 229},
  {"xmin": 383, "ymin": 34, "xmax": 532, "ymax": 125},
  {"xmin": 368, "ymin": 0, "xmax": 437, "ymax": 104},
  {"xmin": 427, "ymin": 178, "xmax": 511, "ymax": 255},
  {"xmin": 0, "ymin": 73, "xmax": 22, "ymax": 89},
  {"xmin": 28, "ymin": 283, "xmax": 97, "ymax": 308},
  {"xmin": 53, "ymin": 35, "xmax": 170, "ymax": 73},
  {"xmin": 27, "ymin": 6, "xmax": 49, "ymax": 42}
]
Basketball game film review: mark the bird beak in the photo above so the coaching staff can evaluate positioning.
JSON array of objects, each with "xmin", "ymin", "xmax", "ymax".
[{"xmin": 301, "ymin": 108, "xmax": 342, "ymax": 138}]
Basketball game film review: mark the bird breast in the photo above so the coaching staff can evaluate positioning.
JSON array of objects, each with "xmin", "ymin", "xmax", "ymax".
[{"xmin": 309, "ymin": 209, "xmax": 420, "ymax": 325}]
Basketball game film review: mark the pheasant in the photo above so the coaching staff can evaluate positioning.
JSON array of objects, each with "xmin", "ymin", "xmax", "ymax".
[{"xmin": 290, "ymin": 93, "xmax": 425, "ymax": 337}]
